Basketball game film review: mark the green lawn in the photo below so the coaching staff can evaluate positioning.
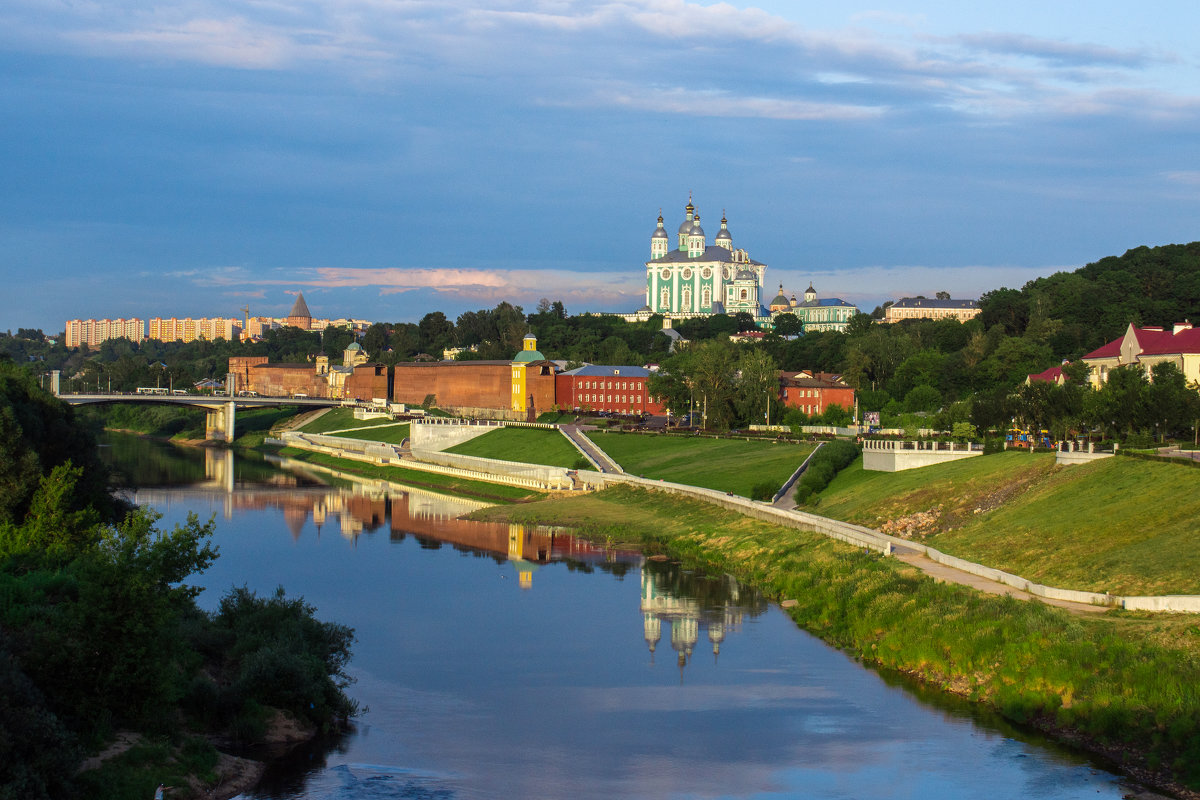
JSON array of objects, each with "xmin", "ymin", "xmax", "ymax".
[
  {"xmin": 586, "ymin": 431, "xmax": 815, "ymax": 497},
  {"xmin": 331, "ymin": 423, "xmax": 411, "ymax": 445},
  {"xmin": 816, "ymin": 451, "xmax": 1200, "ymax": 596},
  {"xmin": 297, "ymin": 407, "xmax": 398, "ymax": 433},
  {"xmin": 445, "ymin": 427, "xmax": 591, "ymax": 469}
]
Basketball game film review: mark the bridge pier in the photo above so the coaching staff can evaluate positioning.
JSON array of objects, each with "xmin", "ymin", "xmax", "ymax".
[{"xmin": 205, "ymin": 402, "xmax": 237, "ymax": 443}]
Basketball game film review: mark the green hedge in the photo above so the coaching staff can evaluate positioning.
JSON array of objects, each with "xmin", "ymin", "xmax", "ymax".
[{"xmin": 795, "ymin": 440, "xmax": 861, "ymax": 505}]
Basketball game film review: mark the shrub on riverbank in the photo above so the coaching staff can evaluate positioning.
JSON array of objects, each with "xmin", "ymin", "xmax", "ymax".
[
  {"xmin": 0, "ymin": 368, "xmax": 359, "ymax": 799},
  {"xmin": 473, "ymin": 485, "xmax": 1200, "ymax": 793}
]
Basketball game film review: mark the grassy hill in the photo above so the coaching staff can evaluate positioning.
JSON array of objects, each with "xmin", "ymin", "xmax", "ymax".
[
  {"xmin": 587, "ymin": 431, "xmax": 815, "ymax": 497},
  {"xmin": 445, "ymin": 427, "xmax": 591, "ymax": 470},
  {"xmin": 815, "ymin": 451, "xmax": 1200, "ymax": 596}
]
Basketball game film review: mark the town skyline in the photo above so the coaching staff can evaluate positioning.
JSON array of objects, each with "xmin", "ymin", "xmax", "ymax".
[{"xmin": 4, "ymin": 1, "xmax": 1199, "ymax": 332}]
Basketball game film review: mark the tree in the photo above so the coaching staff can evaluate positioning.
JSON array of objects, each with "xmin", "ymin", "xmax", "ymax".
[
  {"xmin": 361, "ymin": 323, "xmax": 390, "ymax": 356},
  {"xmin": 1085, "ymin": 365, "xmax": 1148, "ymax": 438},
  {"xmin": 1146, "ymin": 361, "xmax": 1199, "ymax": 440},
  {"xmin": 734, "ymin": 348, "xmax": 779, "ymax": 427},
  {"xmin": 418, "ymin": 312, "xmax": 455, "ymax": 355},
  {"xmin": 936, "ymin": 291, "xmax": 951, "ymax": 300},
  {"xmin": 903, "ymin": 384, "xmax": 942, "ymax": 413},
  {"xmin": 772, "ymin": 313, "xmax": 802, "ymax": 337},
  {"xmin": 845, "ymin": 312, "xmax": 874, "ymax": 337}
]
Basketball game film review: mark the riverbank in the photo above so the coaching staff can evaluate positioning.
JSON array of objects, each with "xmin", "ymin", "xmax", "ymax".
[{"xmin": 470, "ymin": 485, "xmax": 1200, "ymax": 799}]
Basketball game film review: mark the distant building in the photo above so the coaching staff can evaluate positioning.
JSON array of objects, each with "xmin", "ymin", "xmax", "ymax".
[
  {"xmin": 1081, "ymin": 321, "xmax": 1200, "ymax": 386},
  {"xmin": 148, "ymin": 317, "xmax": 242, "ymax": 343},
  {"xmin": 554, "ymin": 364, "xmax": 666, "ymax": 416},
  {"xmin": 64, "ymin": 318, "xmax": 146, "ymax": 348},
  {"xmin": 628, "ymin": 198, "xmax": 767, "ymax": 323},
  {"xmin": 393, "ymin": 335, "xmax": 558, "ymax": 421},
  {"xmin": 229, "ymin": 343, "xmax": 387, "ymax": 399},
  {"xmin": 286, "ymin": 293, "xmax": 314, "ymax": 330},
  {"xmin": 1026, "ymin": 365, "xmax": 1067, "ymax": 385},
  {"xmin": 778, "ymin": 370, "xmax": 856, "ymax": 417},
  {"xmin": 780, "ymin": 284, "xmax": 858, "ymax": 333},
  {"xmin": 882, "ymin": 297, "xmax": 981, "ymax": 324}
]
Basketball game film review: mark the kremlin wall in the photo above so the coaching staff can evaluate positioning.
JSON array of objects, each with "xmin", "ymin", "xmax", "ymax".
[{"xmin": 229, "ymin": 334, "xmax": 676, "ymax": 421}]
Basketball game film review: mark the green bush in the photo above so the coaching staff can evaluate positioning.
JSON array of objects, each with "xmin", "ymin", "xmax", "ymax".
[
  {"xmin": 751, "ymin": 481, "xmax": 777, "ymax": 501},
  {"xmin": 796, "ymin": 440, "xmax": 861, "ymax": 505}
]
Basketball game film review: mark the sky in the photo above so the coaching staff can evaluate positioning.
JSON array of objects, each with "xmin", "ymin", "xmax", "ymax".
[{"xmin": 2, "ymin": 0, "xmax": 1199, "ymax": 334}]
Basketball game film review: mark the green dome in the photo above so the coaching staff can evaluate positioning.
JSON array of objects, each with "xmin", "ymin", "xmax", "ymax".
[{"xmin": 513, "ymin": 349, "xmax": 545, "ymax": 363}]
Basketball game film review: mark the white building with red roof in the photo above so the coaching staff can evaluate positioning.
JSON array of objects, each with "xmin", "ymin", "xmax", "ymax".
[{"xmin": 1081, "ymin": 321, "xmax": 1200, "ymax": 386}]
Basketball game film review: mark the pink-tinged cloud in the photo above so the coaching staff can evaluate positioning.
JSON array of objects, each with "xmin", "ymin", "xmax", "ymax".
[{"xmin": 195, "ymin": 265, "xmax": 645, "ymax": 311}]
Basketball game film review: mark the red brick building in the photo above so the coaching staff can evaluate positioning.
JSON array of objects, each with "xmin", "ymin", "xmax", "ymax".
[
  {"xmin": 778, "ymin": 371, "xmax": 856, "ymax": 416},
  {"xmin": 555, "ymin": 365, "xmax": 665, "ymax": 415},
  {"xmin": 392, "ymin": 359, "xmax": 557, "ymax": 419}
]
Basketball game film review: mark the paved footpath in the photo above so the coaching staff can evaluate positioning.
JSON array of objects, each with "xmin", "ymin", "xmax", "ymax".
[
  {"xmin": 888, "ymin": 547, "xmax": 1111, "ymax": 614},
  {"xmin": 560, "ymin": 425, "xmax": 623, "ymax": 474}
]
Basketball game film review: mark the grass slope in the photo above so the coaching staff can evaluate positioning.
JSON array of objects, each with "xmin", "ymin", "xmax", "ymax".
[
  {"xmin": 472, "ymin": 485, "xmax": 1200, "ymax": 793},
  {"xmin": 276, "ymin": 447, "xmax": 544, "ymax": 503},
  {"xmin": 297, "ymin": 407, "xmax": 396, "ymax": 434},
  {"xmin": 445, "ymin": 427, "xmax": 589, "ymax": 469},
  {"xmin": 816, "ymin": 451, "xmax": 1200, "ymax": 596},
  {"xmin": 586, "ymin": 431, "xmax": 815, "ymax": 496},
  {"xmin": 330, "ymin": 423, "xmax": 411, "ymax": 445}
]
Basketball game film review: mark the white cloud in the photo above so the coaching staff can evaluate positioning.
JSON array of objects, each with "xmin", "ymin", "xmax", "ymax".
[{"xmin": 1162, "ymin": 170, "xmax": 1200, "ymax": 185}]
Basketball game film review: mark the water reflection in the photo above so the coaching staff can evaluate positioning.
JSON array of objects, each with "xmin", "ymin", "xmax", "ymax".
[
  {"xmin": 641, "ymin": 558, "xmax": 767, "ymax": 677},
  {"xmin": 98, "ymin": 434, "xmax": 1130, "ymax": 800}
]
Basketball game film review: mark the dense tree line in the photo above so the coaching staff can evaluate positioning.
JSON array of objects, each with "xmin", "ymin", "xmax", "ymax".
[
  {"xmin": 0, "ymin": 360, "xmax": 357, "ymax": 799},
  {"xmin": 10, "ymin": 239, "xmax": 1199, "ymax": 438}
]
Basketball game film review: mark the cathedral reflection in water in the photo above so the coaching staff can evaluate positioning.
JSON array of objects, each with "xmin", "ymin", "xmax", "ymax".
[{"xmin": 131, "ymin": 450, "xmax": 767, "ymax": 673}]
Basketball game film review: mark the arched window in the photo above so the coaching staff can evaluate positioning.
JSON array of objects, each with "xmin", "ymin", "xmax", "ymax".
[
  {"xmin": 702, "ymin": 287, "xmax": 711, "ymax": 307},
  {"xmin": 682, "ymin": 287, "xmax": 692, "ymax": 309},
  {"xmin": 660, "ymin": 288, "xmax": 670, "ymax": 309}
]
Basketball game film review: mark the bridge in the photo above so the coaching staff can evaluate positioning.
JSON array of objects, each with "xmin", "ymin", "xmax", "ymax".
[{"xmin": 58, "ymin": 392, "xmax": 341, "ymax": 442}]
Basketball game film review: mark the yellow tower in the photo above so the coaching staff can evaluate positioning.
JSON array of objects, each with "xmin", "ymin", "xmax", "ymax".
[{"xmin": 510, "ymin": 334, "xmax": 545, "ymax": 414}]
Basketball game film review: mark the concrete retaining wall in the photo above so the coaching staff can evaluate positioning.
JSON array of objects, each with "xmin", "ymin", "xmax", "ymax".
[
  {"xmin": 408, "ymin": 447, "xmax": 574, "ymax": 490},
  {"xmin": 1055, "ymin": 451, "xmax": 1114, "ymax": 466},
  {"xmin": 862, "ymin": 440, "xmax": 983, "ymax": 473},
  {"xmin": 410, "ymin": 419, "xmax": 502, "ymax": 451},
  {"xmin": 771, "ymin": 442, "xmax": 823, "ymax": 504}
]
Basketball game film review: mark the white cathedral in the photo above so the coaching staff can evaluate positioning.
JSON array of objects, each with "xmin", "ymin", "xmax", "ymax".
[{"xmin": 637, "ymin": 198, "xmax": 767, "ymax": 321}]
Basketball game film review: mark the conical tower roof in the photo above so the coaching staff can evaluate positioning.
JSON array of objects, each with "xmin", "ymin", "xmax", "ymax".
[{"xmin": 288, "ymin": 292, "xmax": 312, "ymax": 320}]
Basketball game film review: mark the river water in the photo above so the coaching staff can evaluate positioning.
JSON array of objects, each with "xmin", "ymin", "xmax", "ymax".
[{"xmin": 100, "ymin": 434, "xmax": 1130, "ymax": 800}]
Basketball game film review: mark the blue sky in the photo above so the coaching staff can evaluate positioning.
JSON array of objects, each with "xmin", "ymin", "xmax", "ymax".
[{"xmin": 3, "ymin": 0, "xmax": 1198, "ymax": 334}]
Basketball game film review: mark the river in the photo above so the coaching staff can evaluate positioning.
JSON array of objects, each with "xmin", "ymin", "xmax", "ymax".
[{"xmin": 100, "ymin": 434, "xmax": 1130, "ymax": 800}]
